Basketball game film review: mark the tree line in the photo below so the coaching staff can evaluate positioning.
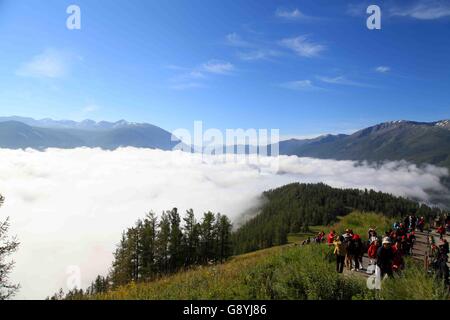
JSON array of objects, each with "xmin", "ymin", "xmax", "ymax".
[
  {"xmin": 232, "ymin": 183, "xmax": 443, "ymax": 254},
  {"xmin": 55, "ymin": 208, "xmax": 233, "ymax": 299},
  {"xmin": 0, "ymin": 194, "xmax": 20, "ymax": 300}
]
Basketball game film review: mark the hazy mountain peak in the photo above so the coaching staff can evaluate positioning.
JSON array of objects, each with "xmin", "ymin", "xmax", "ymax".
[{"xmin": 0, "ymin": 116, "xmax": 149, "ymax": 130}]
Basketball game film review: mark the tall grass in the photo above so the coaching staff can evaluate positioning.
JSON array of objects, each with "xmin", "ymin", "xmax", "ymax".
[
  {"xmin": 362, "ymin": 259, "xmax": 449, "ymax": 300},
  {"xmin": 95, "ymin": 245, "xmax": 288, "ymax": 300},
  {"xmin": 244, "ymin": 244, "xmax": 366, "ymax": 300}
]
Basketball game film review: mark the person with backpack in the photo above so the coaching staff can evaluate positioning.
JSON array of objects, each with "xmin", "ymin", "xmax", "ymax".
[
  {"xmin": 342, "ymin": 229, "xmax": 353, "ymax": 270},
  {"xmin": 333, "ymin": 235, "xmax": 347, "ymax": 273},
  {"xmin": 346, "ymin": 232, "xmax": 358, "ymax": 271},
  {"xmin": 377, "ymin": 237, "xmax": 394, "ymax": 278}
]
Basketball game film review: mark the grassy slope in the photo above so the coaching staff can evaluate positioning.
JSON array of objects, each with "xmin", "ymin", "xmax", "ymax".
[{"xmin": 92, "ymin": 212, "xmax": 448, "ymax": 300}]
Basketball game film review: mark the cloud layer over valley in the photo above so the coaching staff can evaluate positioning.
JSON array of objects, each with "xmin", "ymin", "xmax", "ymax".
[{"xmin": 0, "ymin": 148, "xmax": 448, "ymax": 299}]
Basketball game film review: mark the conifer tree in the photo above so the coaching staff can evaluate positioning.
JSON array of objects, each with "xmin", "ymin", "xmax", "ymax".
[
  {"xmin": 0, "ymin": 194, "xmax": 20, "ymax": 300},
  {"xmin": 182, "ymin": 209, "xmax": 200, "ymax": 266},
  {"xmin": 139, "ymin": 211, "xmax": 158, "ymax": 279},
  {"xmin": 168, "ymin": 208, "xmax": 183, "ymax": 272},
  {"xmin": 156, "ymin": 212, "xmax": 171, "ymax": 274},
  {"xmin": 199, "ymin": 212, "xmax": 216, "ymax": 264}
]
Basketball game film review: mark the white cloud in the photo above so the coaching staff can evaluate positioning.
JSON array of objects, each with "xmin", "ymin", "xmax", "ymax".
[
  {"xmin": 316, "ymin": 75, "xmax": 372, "ymax": 87},
  {"xmin": 237, "ymin": 49, "xmax": 280, "ymax": 61},
  {"xmin": 375, "ymin": 66, "xmax": 391, "ymax": 73},
  {"xmin": 201, "ymin": 60, "xmax": 235, "ymax": 75},
  {"xmin": 390, "ymin": 0, "xmax": 450, "ymax": 20},
  {"xmin": 346, "ymin": 3, "xmax": 370, "ymax": 17},
  {"xmin": 225, "ymin": 32, "xmax": 281, "ymax": 62},
  {"xmin": 280, "ymin": 36, "xmax": 326, "ymax": 58},
  {"xmin": 1, "ymin": 148, "xmax": 447, "ymax": 299},
  {"xmin": 169, "ymin": 70, "xmax": 206, "ymax": 84},
  {"xmin": 276, "ymin": 8, "xmax": 310, "ymax": 20},
  {"xmin": 279, "ymin": 79, "xmax": 321, "ymax": 91},
  {"xmin": 16, "ymin": 49, "xmax": 73, "ymax": 79}
]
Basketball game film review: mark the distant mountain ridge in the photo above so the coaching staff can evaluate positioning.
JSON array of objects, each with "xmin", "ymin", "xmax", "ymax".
[
  {"xmin": 0, "ymin": 117, "xmax": 181, "ymax": 150},
  {"xmin": 0, "ymin": 116, "xmax": 145, "ymax": 131},
  {"xmin": 278, "ymin": 119, "xmax": 450, "ymax": 170},
  {"xmin": 1, "ymin": 117, "xmax": 449, "ymax": 172}
]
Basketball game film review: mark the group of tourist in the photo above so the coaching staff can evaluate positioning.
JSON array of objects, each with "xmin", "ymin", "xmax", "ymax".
[
  {"xmin": 329, "ymin": 215, "xmax": 446, "ymax": 280},
  {"xmin": 430, "ymin": 216, "xmax": 450, "ymax": 284},
  {"xmin": 299, "ymin": 214, "xmax": 449, "ymax": 284},
  {"xmin": 330, "ymin": 229, "xmax": 365, "ymax": 273},
  {"xmin": 329, "ymin": 226, "xmax": 413, "ymax": 277}
]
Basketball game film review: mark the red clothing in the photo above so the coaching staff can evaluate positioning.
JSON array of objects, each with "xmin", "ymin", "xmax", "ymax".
[
  {"xmin": 368, "ymin": 243, "xmax": 378, "ymax": 259},
  {"xmin": 327, "ymin": 233, "xmax": 335, "ymax": 244},
  {"xmin": 392, "ymin": 245, "xmax": 404, "ymax": 271}
]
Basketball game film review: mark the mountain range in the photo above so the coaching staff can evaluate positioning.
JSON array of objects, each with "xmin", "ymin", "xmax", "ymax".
[
  {"xmin": 0, "ymin": 116, "xmax": 180, "ymax": 150},
  {"xmin": 279, "ymin": 120, "xmax": 450, "ymax": 169},
  {"xmin": 1, "ymin": 116, "xmax": 450, "ymax": 171}
]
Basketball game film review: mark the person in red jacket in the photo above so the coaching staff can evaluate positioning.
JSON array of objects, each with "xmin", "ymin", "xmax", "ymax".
[
  {"xmin": 327, "ymin": 230, "xmax": 336, "ymax": 246},
  {"xmin": 392, "ymin": 240, "xmax": 405, "ymax": 272},
  {"xmin": 367, "ymin": 239, "xmax": 379, "ymax": 272},
  {"xmin": 437, "ymin": 225, "xmax": 446, "ymax": 240}
]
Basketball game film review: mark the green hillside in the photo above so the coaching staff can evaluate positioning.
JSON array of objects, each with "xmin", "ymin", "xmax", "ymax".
[
  {"xmin": 69, "ymin": 213, "xmax": 447, "ymax": 300},
  {"xmin": 232, "ymin": 183, "xmax": 441, "ymax": 254}
]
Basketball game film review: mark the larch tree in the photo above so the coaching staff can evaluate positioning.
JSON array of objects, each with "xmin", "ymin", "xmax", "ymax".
[{"xmin": 0, "ymin": 194, "xmax": 20, "ymax": 300}]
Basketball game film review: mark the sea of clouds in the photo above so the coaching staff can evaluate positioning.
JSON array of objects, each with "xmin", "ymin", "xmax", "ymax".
[{"xmin": 0, "ymin": 147, "xmax": 448, "ymax": 299}]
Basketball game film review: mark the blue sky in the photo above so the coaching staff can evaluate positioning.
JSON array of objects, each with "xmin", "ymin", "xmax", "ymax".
[{"xmin": 0, "ymin": 0, "xmax": 449, "ymax": 138}]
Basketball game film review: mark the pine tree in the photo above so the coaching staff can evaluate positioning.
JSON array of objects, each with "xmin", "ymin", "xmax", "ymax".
[
  {"xmin": 0, "ymin": 194, "xmax": 20, "ymax": 300},
  {"xmin": 109, "ymin": 232, "xmax": 132, "ymax": 287},
  {"xmin": 199, "ymin": 212, "xmax": 216, "ymax": 264},
  {"xmin": 168, "ymin": 208, "xmax": 183, "ymax": 272},
  {"xmin": 126, "ymin": 223, "xmax": 141, "ymax": 282},
  {"xmin": 156, "ymin": 212, "xmax": 171, "ymax": 274},
  {"xmin": 139, "ymin": 211, "xmax": 158, "ymax": 279},
  {"xmin": 217, "ymin": 214, "xmax": 232, "ymax": 262},
  {"xmin": 182, "ymin": 209, "xmax": 199, "ymax": 266}
]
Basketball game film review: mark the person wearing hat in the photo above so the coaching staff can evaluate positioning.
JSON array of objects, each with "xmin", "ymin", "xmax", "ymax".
[{"xmin": 377, "ymin": 237, "xmax": 394, "ymax": 277}]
